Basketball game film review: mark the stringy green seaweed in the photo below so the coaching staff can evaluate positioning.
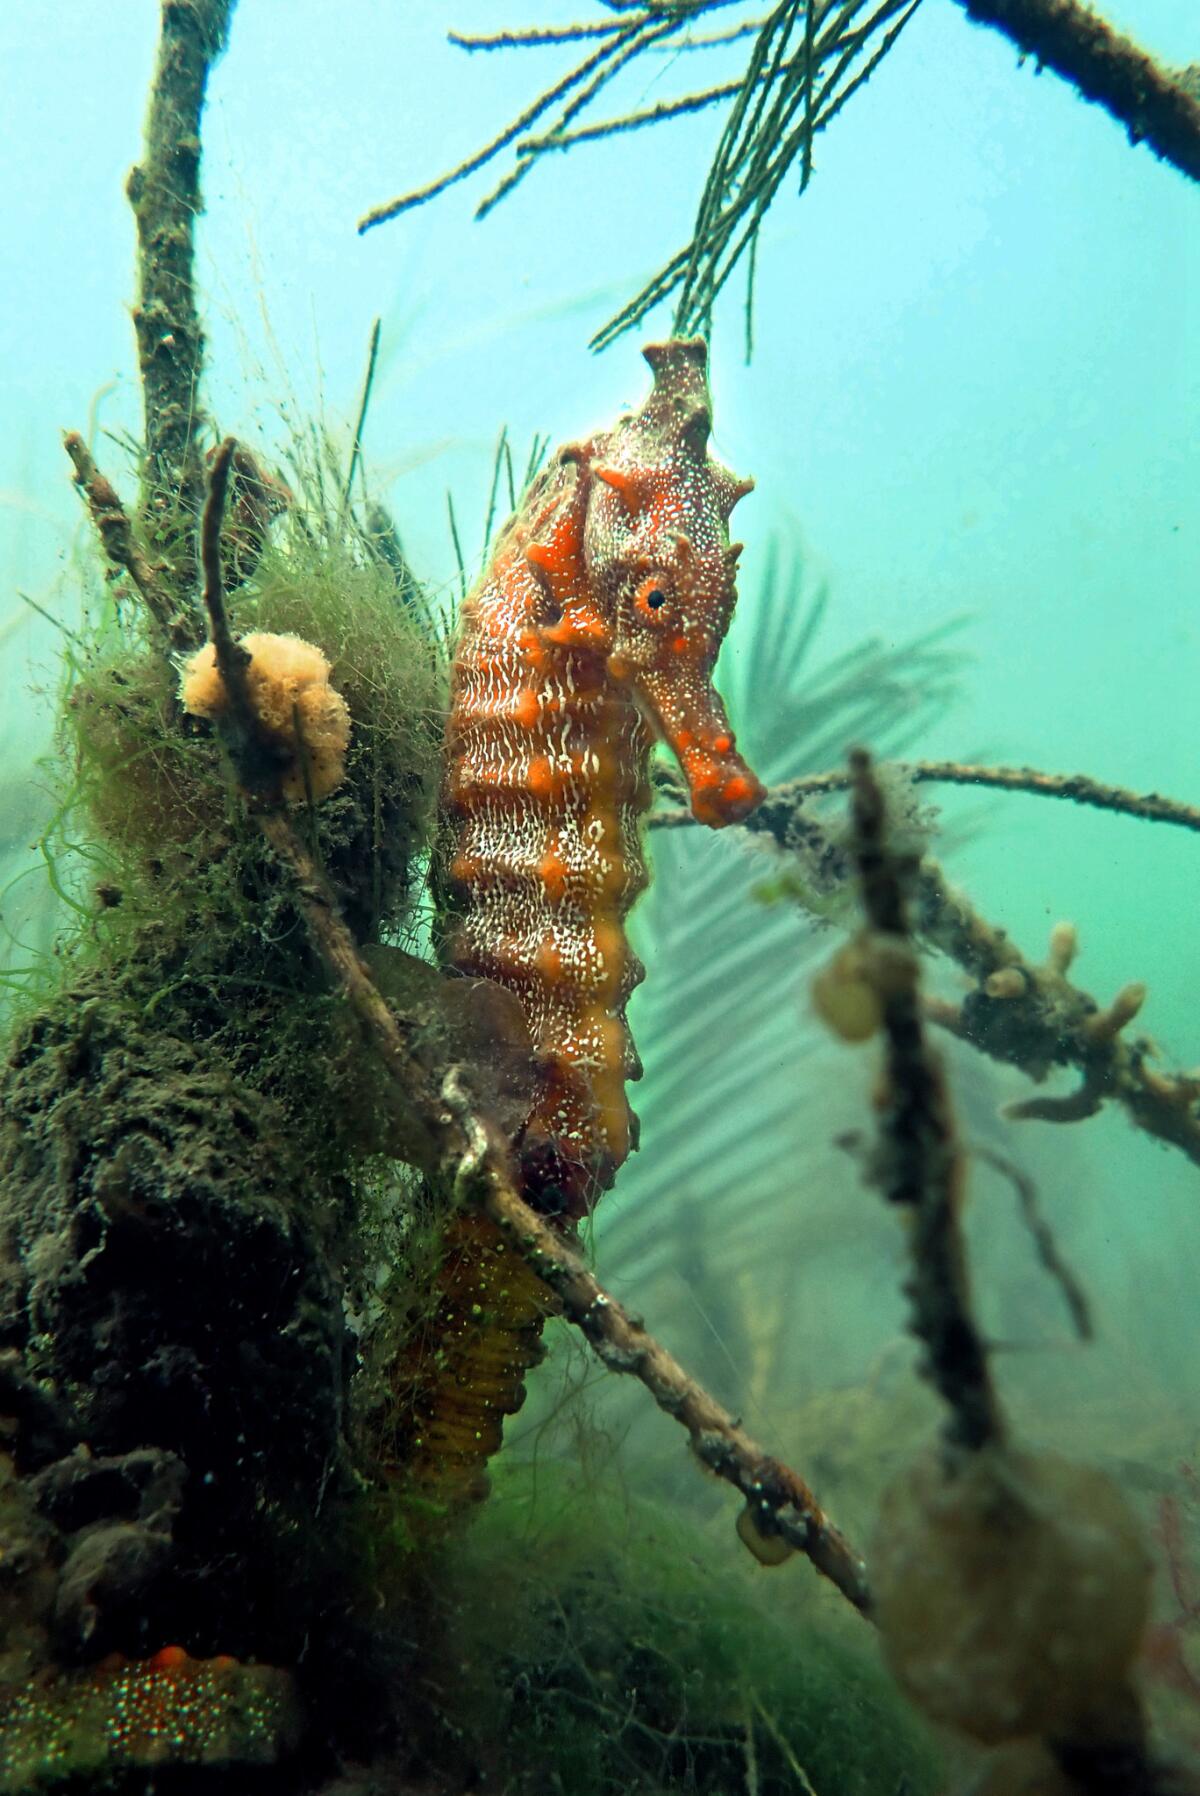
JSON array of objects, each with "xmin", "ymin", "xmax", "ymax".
[{"xmin": 440, "ymin": 1461, "xmax": 944, "ymax": 1794}]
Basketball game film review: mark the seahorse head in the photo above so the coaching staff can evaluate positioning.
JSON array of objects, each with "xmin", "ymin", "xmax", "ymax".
[{"xmin": 583, "ymin": 338, "xmax": 765, "ymax": 829}]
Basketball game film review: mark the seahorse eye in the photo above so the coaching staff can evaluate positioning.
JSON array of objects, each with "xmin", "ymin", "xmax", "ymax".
[{"xmin": 633, "ymin": 575, "xmax": 672, "ymax": 622}]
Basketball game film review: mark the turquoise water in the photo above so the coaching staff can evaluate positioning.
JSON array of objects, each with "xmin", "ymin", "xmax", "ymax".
[{"xmin": 1, "ymin": 3, "xmax": 1198, "ymax": 1784}]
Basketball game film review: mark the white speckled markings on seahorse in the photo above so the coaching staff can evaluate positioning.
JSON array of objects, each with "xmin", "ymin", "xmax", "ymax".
[
  {"xmin": 388, "ymin": 339, "xmax": 765, "ymax": 1516},
  {"xmin": 442, "ymin": 337, "xmax": 764, "ymax": 1217}
]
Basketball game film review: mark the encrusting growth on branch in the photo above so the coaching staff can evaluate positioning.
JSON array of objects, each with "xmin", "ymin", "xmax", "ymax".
[
  {"xmin": 842, "ymin": 749, "xmax": 1002, "ymax": 1457},
  {"xmin": 126, "ymin": 0, "xmax": 234, "ymax": 618},
  {"xmin": 657, "ymin": 761, "xmax": 1200, "ymax": 1173},
  {"xmin": 839, "ymin": 756, "xmax": 1172, "ymax": 1790},
  {"xmin": 652, "ymin": 758, "xmax": 1200, "ymax": 837},
  {"xmin": 915, "ymin": 861, "xmax": 1200, "ymax": 1170},
  {"xmin": 948, "ymin": 0, "xmax": 1200, "ymax": 184}
]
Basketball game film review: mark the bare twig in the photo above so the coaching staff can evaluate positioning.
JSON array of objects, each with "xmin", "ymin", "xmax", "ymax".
[
  {"xmin": 62, "ymin": 432, "xmax": 189, "ymax": 650},
  {"xmin": 948, "ymin": 0, "xmax": 1200, "ymax": 184},
  {"xmin": 845, "ymin": 749, "xmax": 1002, "ymax": 1456},
  {"xmin": 972, "ymin": 1145, "xmax": 1092, "ymax": 1341}
]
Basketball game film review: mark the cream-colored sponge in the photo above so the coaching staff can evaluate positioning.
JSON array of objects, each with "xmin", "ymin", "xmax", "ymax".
[{"xmin": 180, "ymin": 632, "xmax": 351, "ymax": 802}]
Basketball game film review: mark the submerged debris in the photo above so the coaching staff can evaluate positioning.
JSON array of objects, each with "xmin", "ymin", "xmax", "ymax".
[{"xmin": 0, "ymin": 1648, "xmax": 302, "ymax": 1790}]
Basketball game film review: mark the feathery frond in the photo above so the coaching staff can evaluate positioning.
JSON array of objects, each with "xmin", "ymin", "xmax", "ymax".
[{"xmin": 359, "ymin": 1, "xmax": 924, "ymax": 350}]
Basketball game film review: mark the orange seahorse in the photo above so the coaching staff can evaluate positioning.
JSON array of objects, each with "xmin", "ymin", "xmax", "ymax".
[{"xmin": 393, "ymin": 339, "xmax": 764, "ymax": 1511}]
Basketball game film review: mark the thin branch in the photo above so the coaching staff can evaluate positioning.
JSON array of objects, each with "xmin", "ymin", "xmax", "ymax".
[
  {"xmin": 259, "ymin": 809, "xmax": 873, "ymax": 1614},
  {"xmin": 62, "ymin": 432, "xmax": 189, "ymax": 651},
  {"xmin": 357, "ymin": 19, "xmax": 649, "ymax": 232},
  {"xmin": 195, "ymin": 434, "xmax": 272, "ymax": 799},
  {"xmin": 947, "ymin": 0, "xmax": 1200, "ymax": 184},
  {"xmin": 591, "ymin": 0, "xmax": 922, "ymax": 347},
  {"xmin": 672, "ymin": 0, "xmax": 924, "ymax": 335},
  {"xmin": 972, "ymin": 1145, "xmax": 1092, "ymax": 1341},
  {"xmin": 475, "ymin": 14, "xmax": 685, "ymax": 220},
  {"xmin": 653, "ymin": 762, "xmax": 1200, "ymax": 1172},
  {"xmin": 453, "ymin": 1077, "xmax": 874, "ymax": 1612},
  {"xmin": 199, "ymin": 438, "xmax": 245, "ymax": 679},
  {"xmin": 360, "ymin": 0, "xmax": 1196, "ymax": 355},
  {"xmin": 450, "ymin": 21, "xmax": 628, "ymax": 47},
  {"xmin": 359, "ymin": 0, "xmax": 918, "ymax": 352},
  {"xmin": 651, "ymin": 759, "xmax": 1200, "ymax": 836},
  {"xmin": 197, "ymin": 435, "xmax": 310, "ymax": 804},
  {"xmin": 518, "ymin": 77, "xmax": 745, "ymax": 151}
]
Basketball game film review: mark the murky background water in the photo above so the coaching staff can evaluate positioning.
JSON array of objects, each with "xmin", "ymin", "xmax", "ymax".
[{"xmin": 2, "ymin": 2, "xmax": 1198, "ymax": 1771}]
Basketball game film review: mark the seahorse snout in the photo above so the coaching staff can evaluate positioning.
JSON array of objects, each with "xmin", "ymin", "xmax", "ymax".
[
  {"xmin": 633, "ymin": 665, "xmax": 765, "ymax": 829},
  {"xmin": 688, "ymin": 760, "xmax": 767, "ymax": 828}
]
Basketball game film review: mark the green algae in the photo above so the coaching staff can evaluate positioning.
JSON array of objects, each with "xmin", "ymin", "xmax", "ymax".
[
  {"xmin": 436, "ymin": 1463, "xmax": 945, "ymax": 1795},
  {"xmin": 63, "ymin": 511, "xmax": 444, "ymax": 949}
]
